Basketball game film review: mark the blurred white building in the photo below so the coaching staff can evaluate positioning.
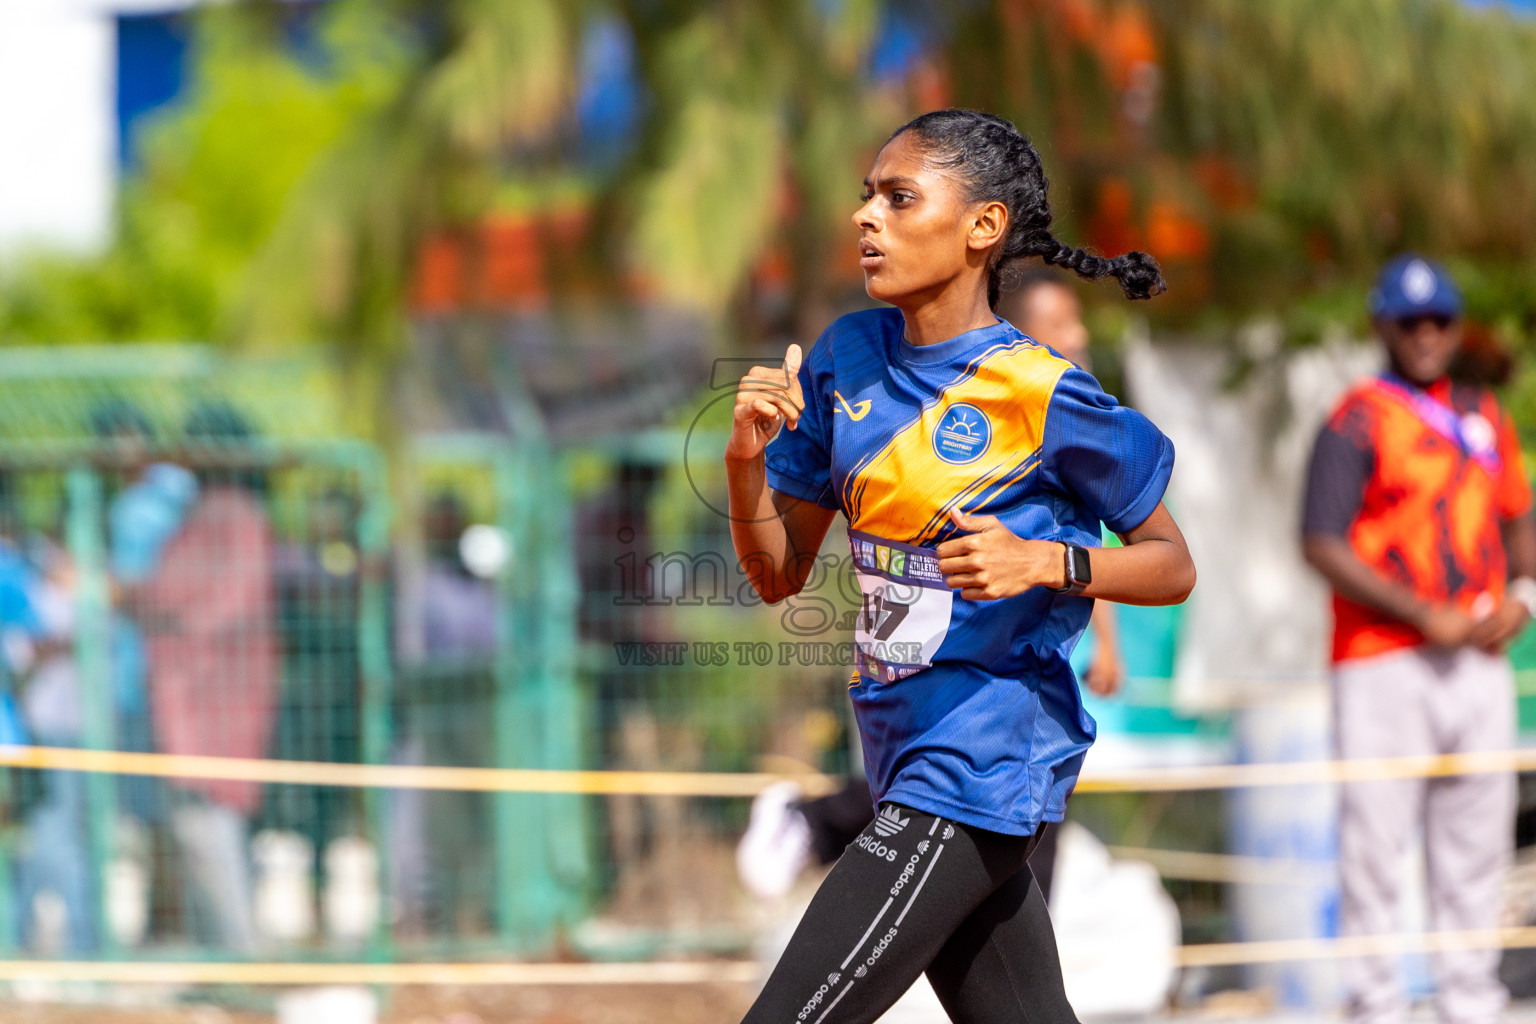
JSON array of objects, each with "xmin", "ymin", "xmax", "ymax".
[{"xmin": 0, "ymin": 0, "xmax": 241, "ymax": 257}]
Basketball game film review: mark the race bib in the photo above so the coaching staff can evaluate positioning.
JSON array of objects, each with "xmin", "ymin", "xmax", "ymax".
[{"xmin": 848, "ymin": 529, "xmax": 953, "ymax": 682}]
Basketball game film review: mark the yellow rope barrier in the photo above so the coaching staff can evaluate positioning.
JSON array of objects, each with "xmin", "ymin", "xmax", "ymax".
[
  {"xmin": 3, "ymin": 743, "xmax": 1535, "ymax": 797},
  {"xmin": 4, "ymin": 743, "xmax": 1532, "ymax": 985},
  {"xmin": 0, "ymin": 745, "xmax": 840, "ymax": 797},
  {"xmin": 1079, "ymin": 747, "xmax": 1536, "ymax": 792},
  {"xmin": 1175, "ymin": 925, "xmax": 1536, "ymax": 968},
  {"xmin": 1104, "ymin": 846, "xmax": 1334, "ymax": 887}
]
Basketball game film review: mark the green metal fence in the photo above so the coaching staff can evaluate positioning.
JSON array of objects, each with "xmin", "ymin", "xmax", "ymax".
[
  {"xmin": 0, "ymin": 345, "xmax": 590, "ymax": 963},
  {"xmin": 400, "ymin": 432, "xmax": 588, "ymax": 952},
  {"xmin": 560, "ymin": 427, "xmax": 860, "ymax": 955}
]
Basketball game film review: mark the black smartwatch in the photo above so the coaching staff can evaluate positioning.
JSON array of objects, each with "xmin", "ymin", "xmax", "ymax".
[{"xmin": 1051, "ymin": 543, "xmax": 1091, "ymax": 596}]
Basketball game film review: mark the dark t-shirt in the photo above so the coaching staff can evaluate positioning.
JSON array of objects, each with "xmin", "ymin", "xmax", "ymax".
[{"xmin": 1301, "ymin": 420, "xmax": 1373, "ymax": 539}]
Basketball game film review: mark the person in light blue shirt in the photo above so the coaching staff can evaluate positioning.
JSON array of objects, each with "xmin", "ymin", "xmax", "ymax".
[
  {"xmin": 0, "ymin": 527, "xmax": 41, "ymax": 746},
  {"xmin": 111, "ymin": 462, "xmax": 198, "ymax": 586},
  {"xmin": 93, "ymin": 401, "xmax": 198, "ymax": 823}
]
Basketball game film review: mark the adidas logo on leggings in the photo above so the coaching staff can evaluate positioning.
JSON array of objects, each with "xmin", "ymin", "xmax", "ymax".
[{"xmin": 873, "ymin": 806, "xmax": 909, "ymax": 837}]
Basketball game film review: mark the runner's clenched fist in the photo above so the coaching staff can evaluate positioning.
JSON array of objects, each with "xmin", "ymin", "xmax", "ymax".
[{"xmin": 725, "ymin": 345, "xmax": 805, "ymax": 462}]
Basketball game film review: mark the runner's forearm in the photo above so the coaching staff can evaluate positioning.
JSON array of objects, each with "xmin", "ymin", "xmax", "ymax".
[
  {"xmin": 1080, "ymin": 537, "xmax": 1195, "ymax": 605},
  {"xmin": 1081, "ymin": 503, "xmax": 1194, "ymax": 606},
  {"xmin": 725, "ymin": 452, "xmax": 832, "ymax": 604}
]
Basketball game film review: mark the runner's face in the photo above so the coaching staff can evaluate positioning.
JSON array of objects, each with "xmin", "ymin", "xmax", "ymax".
[
  {"xmin": 852, "ymin": 133, "xmax": 999, "ymax": 306},
  {"xmin": 1377, "ymin": 314, "xmax": 1461, "ymax": 386}
]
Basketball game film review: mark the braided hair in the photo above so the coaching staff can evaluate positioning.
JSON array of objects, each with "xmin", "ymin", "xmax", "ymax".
[{"xmin": 890, "ymin": 109, "xmax": 1166, "ymax": 309}]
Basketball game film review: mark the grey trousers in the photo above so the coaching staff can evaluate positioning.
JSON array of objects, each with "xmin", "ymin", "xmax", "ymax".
[
  {"xmin": 1335, "ymin": 646, "xmax": 1515, "ymax": 1024},
  {"xmin": 172, "ymin": 801, "xmax": 256, "ymax": 953}
]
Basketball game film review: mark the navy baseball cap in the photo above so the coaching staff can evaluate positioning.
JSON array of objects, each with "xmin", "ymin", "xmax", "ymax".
[{"xmin": 1368, "ymin": 254, "xmax": 1463, "ymax": 321}]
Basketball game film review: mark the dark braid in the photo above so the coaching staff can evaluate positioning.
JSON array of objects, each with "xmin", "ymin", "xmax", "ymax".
[{"xmin": 889, "ymin": 109, "xmax": 1166, "ymax": 308}]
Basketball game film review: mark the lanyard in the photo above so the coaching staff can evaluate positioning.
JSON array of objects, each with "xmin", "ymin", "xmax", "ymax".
[{"xmin": 1373, "ymin": 373, "xmax": 1502, "ymax": 474}]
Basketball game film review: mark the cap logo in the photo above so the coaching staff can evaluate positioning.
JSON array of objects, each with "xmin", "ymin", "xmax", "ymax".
[{"xmin": 1402, "ymin": 260, "xmax": 1436, "ymax": 304}]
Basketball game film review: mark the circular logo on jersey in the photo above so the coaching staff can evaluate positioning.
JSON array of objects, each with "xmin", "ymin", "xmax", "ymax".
[
  {"xmin": 1461, "ymin": 411, "xmax": 1496, "ymax": 455},
  {"xmin": 1402, "ymin": 259, "xmax": 1437, "ymax": 304},
  {"xmin": 933, "ymin": 403, "xmax": 991, "ymax": 464}
]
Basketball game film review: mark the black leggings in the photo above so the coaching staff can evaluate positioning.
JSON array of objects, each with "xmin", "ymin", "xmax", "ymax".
[
  {"xmin": 799, "ymin": 780, "xmax": 1063, "ymax": 902},
  {"xmin": 743, "ymin": 804, "xmax": 1079, "ymax": 1024}
]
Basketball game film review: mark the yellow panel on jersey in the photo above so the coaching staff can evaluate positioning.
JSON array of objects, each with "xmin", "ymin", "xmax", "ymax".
[{"xmin": 842, "ymin": 339, "xmax": 1071, "ymax": 545}]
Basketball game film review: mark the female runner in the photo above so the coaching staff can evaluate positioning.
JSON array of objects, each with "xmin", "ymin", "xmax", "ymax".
[{"xmin": 724, "ymin": 109, "xmax": 1196, "ymax": 1024}]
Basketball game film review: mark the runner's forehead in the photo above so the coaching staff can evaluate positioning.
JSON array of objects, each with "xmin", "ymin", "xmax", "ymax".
[{"xmin": 863, "ymin": 133, "xmax": 937, "ymax": 190}]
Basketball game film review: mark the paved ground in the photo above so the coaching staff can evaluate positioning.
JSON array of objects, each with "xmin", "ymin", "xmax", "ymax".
[{"xmin": 0, "ymin": 982, "xmax": 757, "ymax": 1024}]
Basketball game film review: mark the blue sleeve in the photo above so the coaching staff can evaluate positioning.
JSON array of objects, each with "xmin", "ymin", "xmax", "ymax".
[
  {"xmin": 1043, "ymin": 368, "xmax": 1174, "ymax": 534},
  {"xmin": 0, "ymin": 555, "xmax": 40, "ymax": 635},
  {"xmin": 763, "ymin": 339, "xmax": 840, "ymax": 511}
]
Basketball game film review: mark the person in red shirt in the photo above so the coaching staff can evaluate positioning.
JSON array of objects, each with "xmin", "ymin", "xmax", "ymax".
[{"xmin": 1302, "ymin": 254, "xmax": 1536, "ymax": 1024}]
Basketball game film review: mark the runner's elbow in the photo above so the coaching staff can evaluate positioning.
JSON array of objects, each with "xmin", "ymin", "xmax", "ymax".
[
  {"xmin": 1160, "ymin": 558, "xmax": 1196, "ymax": 605},
  {"xmin": 752, "ymin": 576, "xmax": 801, "ymax": 605},
  {"xmin": 1301, "ymin": 534, "xmax": 1342, "ymax": 574},
  {"xmin": 1173, "ymin": 561, "xmax": 1196, "ymax": 603}
]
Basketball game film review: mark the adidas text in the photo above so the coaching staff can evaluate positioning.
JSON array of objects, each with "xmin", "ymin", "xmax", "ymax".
[
  {"xmin": 855, "ymin": 834, "xmax": 899, "ymax": 862},
  {"xmin": 890, "ymin": 852, "xmax": 922, "ymax": 898}
]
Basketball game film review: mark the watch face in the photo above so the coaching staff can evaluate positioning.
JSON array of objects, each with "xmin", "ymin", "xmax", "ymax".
[{"xmin": 1070, "ymin": 545, "xmax": 1092, "ymax": 585}]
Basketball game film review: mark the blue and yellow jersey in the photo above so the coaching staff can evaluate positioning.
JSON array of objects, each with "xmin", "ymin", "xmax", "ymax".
[{"xmin": 764, "ymin": 307, "xmax": 1174, "ymax": 834}]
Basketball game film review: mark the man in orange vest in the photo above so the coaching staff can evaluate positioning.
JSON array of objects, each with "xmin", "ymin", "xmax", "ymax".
[{"xmin": 1302, "ymin": 254, "xmax": 1536, "ymax": 1024}]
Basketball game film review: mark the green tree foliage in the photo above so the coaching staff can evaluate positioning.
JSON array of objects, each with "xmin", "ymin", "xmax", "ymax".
[
  {"xmin": 244, "ymin": 0, "xmax": 891, "ymax": 355},
  {"xmin": 621, "ymin": 0, "xmax": 889, "ymax": 315},
  {"xmin": 239, "ymin": 0, "xmax": 574, "ymax": 359},
  {"xmin": 950, "ymin": 0, "xmax": 1536, "ymax": 342},
  {"xmin": 8, "ymin": 0, "xmax": 1536, "ymax": 362}
]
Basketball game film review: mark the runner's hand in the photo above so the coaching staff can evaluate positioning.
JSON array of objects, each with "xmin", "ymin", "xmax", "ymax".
[
  {"xmin": 1417, "ymin": 605, "xmax": 1477, "ymax": 648},
  {"xmin": 937, "ymin": 508, "xmax": 1066, "ymax": 600},
  {"xmin": 1468, "ymin": 599, "xmax": 1530, "ymax": 654},
  {"xmin": 726, "ymin": 345, "xmax": 805, "ymax": 462}
]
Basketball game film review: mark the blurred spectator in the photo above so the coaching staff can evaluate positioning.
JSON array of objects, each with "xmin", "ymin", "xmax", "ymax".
[
  {"xmin": 0, "ymin": 473, "xmax": 43, "ymax": 726},
  {"xmin": 1002, "ymin": 267, "xmax": 1093, "ymax": 366},
  {"xmin": 575, "ymin": 460, "xmax": 661, "ymax": 642},
  {"xmin": 267, "ymin": 487, "xmax": 364, "ymax": 854},
  {"xmin": 1302, "ymin": 255, "xmax": 1536, "ymax": 1024},
  {"xmin": 998, "ymin": 269, "xmax": 1123, "ymax": 698},
  {"xmin": 1449, "ymin": 320, "xmax": 1516, "ymax": 390},
  {"xmin": 389, "ymin": 492, "xmax": 497, "ymax": 938},
  {"xmin": 417, "ymin": 493, "xmax": 498, "ymax": 657},
  {"xmin": 13, "ymin": 540, "xmax": 96, "ymax": 954},
  {"xmin": 138, "ymin": 401, "xmax": 278, "ymax": 952},
  {"xmin": 0, "ymin": 476, "xmax": 77, "ymax": 951},
  {"xmin": 574, "ymin": 461, "xmax": 680, "ymax": 915},
  {"xmin": 93, "ymin": 398, "xmax": 198, "ymax": 827}
]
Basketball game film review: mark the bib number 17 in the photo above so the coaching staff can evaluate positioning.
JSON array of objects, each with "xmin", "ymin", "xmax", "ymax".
[{"xmin": 859, "ymin": 587, "xmax": 912, "ymax": 641}]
